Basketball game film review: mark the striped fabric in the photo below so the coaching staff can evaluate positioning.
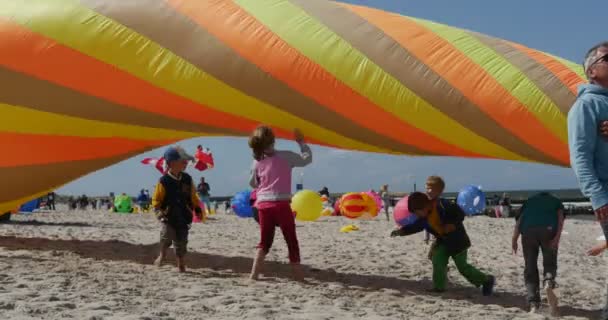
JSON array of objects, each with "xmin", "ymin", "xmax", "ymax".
[{"xmin": 0, "ymin": 0, "xmax": 585, "ymax": 214}]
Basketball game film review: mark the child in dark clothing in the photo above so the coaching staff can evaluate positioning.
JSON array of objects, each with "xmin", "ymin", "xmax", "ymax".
[
  {"xmin": 152, "ymin": 146, "xmax": 202, "ymax": 273},
  {"xmin": 512, "ymin": 192, "xmax": 564, "ymax": 315},
  {"xmin": 391, "ymin": 176, "xmax": 495, "ymax": 295}
]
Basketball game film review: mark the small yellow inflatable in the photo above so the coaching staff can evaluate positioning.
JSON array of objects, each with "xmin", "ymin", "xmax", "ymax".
[{"xmin": 340, "ymin": 224, "xmax": 359, "ymax": 233}]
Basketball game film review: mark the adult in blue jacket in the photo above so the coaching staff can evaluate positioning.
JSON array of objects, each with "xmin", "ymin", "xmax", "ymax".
[{"xmin": 568, "ymin": 42, "xmax": 608, "ymax": 319}]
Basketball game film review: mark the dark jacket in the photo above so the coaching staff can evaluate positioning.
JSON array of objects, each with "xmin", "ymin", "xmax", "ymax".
[
  {"xmin": 394, "ymin": 198, "xmax": 471, "ymax": 255},
  {"xmin": 155, "ymin": 173, "xmax": 197, "ymax": 228}
]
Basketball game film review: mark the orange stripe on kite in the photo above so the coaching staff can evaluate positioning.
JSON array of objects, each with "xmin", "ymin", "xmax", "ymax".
[
  {"xmin": 0, "ymin": 18, "xmax": 259, "ymax": 135},
  {"xmin": 342, "ymin": 4, "xmax": 570, "ymax": 165},
  {"xmin": 168, "ymin": 0, "xmax": 484, "ymax": 158},
  {"xmin": 0, "ymin": 132, "xmax": 174, "ymax": 167},
  {"xmin": 507, "ymin": 42, "xmax": 585, "ymax": 95}
]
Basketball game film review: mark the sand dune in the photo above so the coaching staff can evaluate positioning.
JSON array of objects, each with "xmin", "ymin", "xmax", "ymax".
[{"xmin": 0, "ymin": 209, "xmax": 605, "ymax": 319}]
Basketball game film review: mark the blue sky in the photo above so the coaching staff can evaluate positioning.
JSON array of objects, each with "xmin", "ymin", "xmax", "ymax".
[{"xmin": 59, "ymin": 0, "xmax": 606, "ymax": 197}]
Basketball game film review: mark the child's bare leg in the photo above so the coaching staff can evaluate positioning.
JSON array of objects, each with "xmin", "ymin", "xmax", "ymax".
[
  {"xmin": 544, "ymin": 276, "xmax": 559, "ymax": 317},
  {"xmin": 291, "ymin": 263, "xmax": 305, "ymax": 282},
  {"xmin": 155, "ymin": 232, "xmax": 170, "ymax": 266},
  {"xmin": 154, "ymin": 248, "xmax": 167, "ymax": 266},
  {"xmin": 177, "ymin": 256, "xmax": 186, "ymax": 273},
  {"xmin": 175, "ymin": 235, "xmax": 188, "ymax": 272},
  {"xmin": 250, "ymin": 249, "xmax": 266, "ymax": 280}
]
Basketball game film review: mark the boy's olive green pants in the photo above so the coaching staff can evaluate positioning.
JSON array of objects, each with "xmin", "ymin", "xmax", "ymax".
[{"xmin": 432, "ymin": 244, "xmax": 489, "ymax": 290}]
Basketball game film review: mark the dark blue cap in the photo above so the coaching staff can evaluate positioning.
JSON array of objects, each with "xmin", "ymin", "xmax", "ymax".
[{"xmin": 163, "ymin": 146, "xmax": 194, "ymax": 163}]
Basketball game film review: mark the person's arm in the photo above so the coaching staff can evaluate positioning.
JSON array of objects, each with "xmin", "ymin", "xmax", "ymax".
[
  {"xmin": 390, "ymin": 219, "xmax": 426, "ymax": 237},
  {"xmin": 152, "ymin": 182, "xmax": 167, "ymax": 220},
  {"xmin": 550, "ymin": 208, "xmax": 565, "ymax": 248},
  {"xmin": 249, "ymin": 162, "xmax": 258, "ymax": 188},
  {"xmin": 512, "ymin": 213, "xmax": 522, "ymax": 254},
  {"xmin": 279, "ymin": 143, "xmax": 313, "ymax": 168},
  {"xmin": 569, "ymin": 101, "xmax": 608, "ymax": 210},
  {"xmin": 568, "ymin": 100, "xmax": 608, "ymax": 244}
]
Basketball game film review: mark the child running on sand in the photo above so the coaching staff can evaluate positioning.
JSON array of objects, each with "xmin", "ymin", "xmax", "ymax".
[
  {"xmin": 391, "ymin": 176, "xmax": 495, "ymax": 295},
  {"xmin": 512, "ymin": 192, "xmax": 564, "ymax": 315},
  {"xmin": 152, "ymin": 146, "xmax": 203, "ymax": 273},
  {"xmin": 248, "ymin": 126, "xmax": 312, "ymax": 281}
]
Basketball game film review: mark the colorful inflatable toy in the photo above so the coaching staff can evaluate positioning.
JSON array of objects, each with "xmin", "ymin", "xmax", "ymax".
[
  {"xmin": 292, "ymin": 190, "xmax": 323, "ymax": 222},
  {"xmin": 0, "ymin": 0, "xmax": 585, "ymax": 214}
]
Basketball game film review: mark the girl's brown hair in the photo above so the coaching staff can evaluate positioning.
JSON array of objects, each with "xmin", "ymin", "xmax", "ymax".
[{"xmin": 248, "ymin": 125, "xmax": 275, "ymax": 161}]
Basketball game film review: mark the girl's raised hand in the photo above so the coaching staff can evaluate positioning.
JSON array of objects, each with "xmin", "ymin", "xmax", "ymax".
[{"xmin": 294, "ymin": 129, "xmax": 305, "ymax": 144}]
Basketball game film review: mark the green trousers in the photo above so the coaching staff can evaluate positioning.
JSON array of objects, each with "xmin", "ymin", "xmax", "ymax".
[{"xmin": 432, "ymin": 244, "xmax": 489, "ymax": 290}]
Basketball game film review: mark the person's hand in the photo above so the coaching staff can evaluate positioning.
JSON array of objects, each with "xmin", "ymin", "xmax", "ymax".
[
  {"xmin": 390, "ymin": 228, "xmax": 402, "ymax": 237},
  {"xmin": 444, "ymin": 224, "xmax": 456, "ymax": 233},
  {"xmin": 512, "ymin": 237, "xmax": 518, "ymax": 255},
  {"xmin": 600, "ymin": 120, "xmax": 608, "ymax": 138},
  {"xmin": 294, "ymin": 129, "xmax": 305, "ymax": 144},
  {"xmin": 587, "ymin": 243, "xmax": 608, "ymax": 256},
  {"xmin": 549, "ymin": 237, "xmax": 560, "ymax": 249}
]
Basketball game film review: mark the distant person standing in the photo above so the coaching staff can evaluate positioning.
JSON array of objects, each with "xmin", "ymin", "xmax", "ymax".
[
  {"xmin": 498, "ymin": 193, "xmax": 512, "ymax": 218},
  {"xmin": 197, "ymin": 177, "xmax": 211, "ymax": 216},
  {"xmin": 380, "ymin": 185, "xmax": 391, "ymax": 221},
  {"xmin": 568, "ymin": 42, "xmax": 608, "ymax": 320},
  {"xmin": 512, "ymin": 192, "xmax": 564, "ymax": 315},
  {"xmin": 319, "ymin": 186, "xmax": 330, "ymax": 197},
  {"xmin": 47, "ymin": 192, "xmax": 56, "ymax": 210}
]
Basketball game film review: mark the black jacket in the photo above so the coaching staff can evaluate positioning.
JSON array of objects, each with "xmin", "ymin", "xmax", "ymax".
[
  {"xmin": 158, "ymin": 173, "xmax": 195, "ymax": 227},
  {"xmin": 393, "ymin": 198, "xmax": 471, "ymax": 255}
]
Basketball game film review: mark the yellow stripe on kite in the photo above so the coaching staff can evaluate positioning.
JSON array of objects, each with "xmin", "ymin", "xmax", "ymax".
[{"xmin": 0, "ymin": 103, "xmax": 203, "ymax": 140}]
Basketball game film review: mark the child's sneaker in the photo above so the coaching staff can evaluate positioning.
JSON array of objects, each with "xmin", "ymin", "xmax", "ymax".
[{"xmin": 482, "ymin": 275, "xmax": 495, "ymax": 296}]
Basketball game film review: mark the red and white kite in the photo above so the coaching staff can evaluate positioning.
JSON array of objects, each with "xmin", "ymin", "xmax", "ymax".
[
  {"xmin": 141, "ymin": 146, "xmax": 214, "ymax": 174},
  {"xmin": 141, "ymin": 157, "xmax": 166, "ymax": 174}
]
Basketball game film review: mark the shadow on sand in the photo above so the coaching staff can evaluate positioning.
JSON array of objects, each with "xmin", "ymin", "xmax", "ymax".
[
  {"xmin": 0, "ymin": 220, "xmax": 94, "ymax": 227},
  {"xmin": 0, "ymin": 236, "xmax": 599, "ymax": 318}
]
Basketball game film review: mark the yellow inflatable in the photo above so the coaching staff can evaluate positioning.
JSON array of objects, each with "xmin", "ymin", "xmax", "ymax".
[
  {"xmin": 340, "ymin": 224, "xmax": 360, "ymax": 233},
  {"xmin": 291, "ymin": 190, "xmax": 323, "ymax": 222}
]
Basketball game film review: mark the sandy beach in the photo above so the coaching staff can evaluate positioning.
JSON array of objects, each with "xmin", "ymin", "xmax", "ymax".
[{"xmin": 0, "ymin": 208, "xmax": 606, "ymax": 319}]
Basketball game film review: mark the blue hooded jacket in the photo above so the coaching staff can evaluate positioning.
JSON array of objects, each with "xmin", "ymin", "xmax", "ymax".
[{"xmin": 567, "ymin": 83, "xmax": 608, "ymax": 210}]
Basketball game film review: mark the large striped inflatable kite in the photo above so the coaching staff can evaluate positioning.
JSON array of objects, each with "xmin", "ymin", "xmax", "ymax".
[{"xmin": 0, "ymin": 0, "xmax": 586, "ymax": 214}]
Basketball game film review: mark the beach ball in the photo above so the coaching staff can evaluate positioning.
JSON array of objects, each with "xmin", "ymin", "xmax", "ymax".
[
  {"xmin": 231, "ymin": 190, "xmax": 253, "ymax": 218},
  {"xmin": 292, "ymin": 190, "xmax": 323, "ymax": 222},
  {"xmin": 365, "ymin": 190, "xmax": 384, "ymax": 211},
  {"xmin": 339, "ymin": 192, "xmax": 378, "ymax": 220},
  {"xmin": 457, "ymin": 185, "xmax": 486, "ymax": 216},
  {"xmin": 393, "ymin": 196, "xmax": 419, "ymax": 226}
]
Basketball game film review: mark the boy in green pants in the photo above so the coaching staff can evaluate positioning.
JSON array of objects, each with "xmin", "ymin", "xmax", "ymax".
[{"xmin": 391, "ymin": 176, "xmax": 495, "ymax": 295}]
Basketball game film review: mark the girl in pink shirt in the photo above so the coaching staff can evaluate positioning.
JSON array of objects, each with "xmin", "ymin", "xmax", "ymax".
[{"xmin": 248, "ymin": 126, "xmax": 312, "ymax": 281}]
